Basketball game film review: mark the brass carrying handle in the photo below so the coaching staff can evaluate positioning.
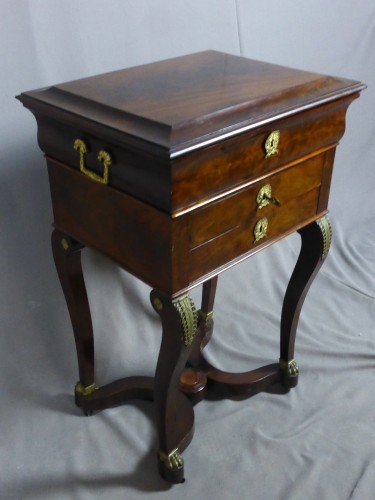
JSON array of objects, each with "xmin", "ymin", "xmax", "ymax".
[
  {"xmin": 74, "ymin": 139, "xmax": 112, "ymax": 185},
  {"xmin": 256, "ymin": 184, "xmax": 281, "ymax": 209},
  {"xmin": 254, "ymin": 217, "xmax": 268, "ymax": 243}
]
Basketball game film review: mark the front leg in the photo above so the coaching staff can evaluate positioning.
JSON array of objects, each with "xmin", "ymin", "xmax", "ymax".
[
  {"xmin": 51, "ymin": 229, "xmax": 97, "ymax": 410},
  {"xmin": 151, "ymin": 290, "xmax": 198, "ymax": 483},
  {"xmin": 280, "ymin": 215, "xmax": 332, "ymax": 388}
]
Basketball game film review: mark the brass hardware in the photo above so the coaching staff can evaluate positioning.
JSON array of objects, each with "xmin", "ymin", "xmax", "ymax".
[
  {"xmin": 279, "ymin": 359, "xmax": 299, "ymax": 377},
  {"xmin": 159, "ymin": 448, "xmax": 184, "ymax": 471},
  {"xmin": 153, "ymin": 297, "xmax": 163, "ymax": 312},
  {"xmin": 256, "ymin": 184, "xmax": 281, "ymax": 209},
  {"xmin": 198, "ymin": 309, "xmax": 214, "ymax": 324},
  {"xmin": 253, "ymin": 217, "xmax": 268, "ymax": 243},
  {"xmin": 173, "ymin": 294, "xmax": 198, "ymax": 347},
  {"xmin": 264, "ymin": 130, "xmax": 280, "ymax": 158},
  {"xmin": 73, "ymin": 138, "xmax": 112, "ymax": 185},
  {"xmin": 61, "ymin": 238, "xmax": 69, "ymax": 251},
  {"xmin": 75, "ymin": 381, "xmax": 98, "ymax": 396},
  {"xmin": 316, "ymin": 215, "xmax": 332, "ymax": 259}
]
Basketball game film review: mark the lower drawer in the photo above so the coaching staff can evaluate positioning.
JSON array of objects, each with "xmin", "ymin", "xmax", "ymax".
[{"xmin": 187, "ymin": 154, "xmax": 325, "ymax": 282}]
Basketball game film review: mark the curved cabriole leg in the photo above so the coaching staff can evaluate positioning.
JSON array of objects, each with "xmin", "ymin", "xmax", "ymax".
[
  {"xmin": 151, "ymin": 290, "xmax": 199, "ymax": 484},
  {"xmin": 51, "ymin": 229, "xmax": 97, "ymax": 413},
  {"xmin": 280, "ymin": 215, "xmax": 332, "ymax": 388}
]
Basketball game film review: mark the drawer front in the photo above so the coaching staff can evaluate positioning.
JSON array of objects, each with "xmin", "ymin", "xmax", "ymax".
[
  {"xmin": 188, "ymin": 153, "xmax": 325, "ymax": 282},
  {"xmin": 172, "ymin": 98, "xmax": 349, "ymax": 212}
]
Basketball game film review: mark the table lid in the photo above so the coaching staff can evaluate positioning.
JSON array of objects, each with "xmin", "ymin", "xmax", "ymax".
[{"xmin": 17, "ymin": 51, "xmax": 365, "ymax": 157}]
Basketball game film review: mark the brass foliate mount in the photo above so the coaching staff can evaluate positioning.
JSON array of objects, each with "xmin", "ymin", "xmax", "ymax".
[
  {"xmin": 173, "ymin": 294, "xmax": 198, "ymax": 347},
  {"xmin": 317, "ymin": 215, "xmax": 333, "ymax": 259}
]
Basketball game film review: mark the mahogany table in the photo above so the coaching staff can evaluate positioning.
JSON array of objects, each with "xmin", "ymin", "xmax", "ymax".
[{"xmin": 17, "ymin": 51, "xmax": 365, "ymax": 483}]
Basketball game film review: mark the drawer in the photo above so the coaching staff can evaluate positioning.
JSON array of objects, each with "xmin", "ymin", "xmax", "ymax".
[
  {"xmin": 187, "ymin": 153, "xmax": 325, "ymax": 282},
  {"xmin": 172, "ymin": 98, "xmax": 349, "ymax": 212}
]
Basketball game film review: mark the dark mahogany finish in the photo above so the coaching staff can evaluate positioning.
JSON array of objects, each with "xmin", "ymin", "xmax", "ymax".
[{"xmin": 17, "ymin": 51, "xmax": 365, "ymax": 484}]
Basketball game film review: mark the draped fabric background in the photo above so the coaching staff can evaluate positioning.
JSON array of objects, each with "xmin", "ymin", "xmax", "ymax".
[{"xmin": 1, "ymin": 1, "xmax": 374, "ymax": 499}]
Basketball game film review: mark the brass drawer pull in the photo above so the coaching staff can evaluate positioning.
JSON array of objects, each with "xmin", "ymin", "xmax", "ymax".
[
  {"xmin": 74, "ymin": 139, "xmax": 112, "ymax": 185},
  {"xmin": 256, "ymin": 184, "xmax": 281, "ymax": 209},
  {"xmin": 254, "ymin": 217, "xmax": 268, "ymax": 243},
  {"xmin": 264, "ymin": 130, "xmax": 280, "ymax": 158}
]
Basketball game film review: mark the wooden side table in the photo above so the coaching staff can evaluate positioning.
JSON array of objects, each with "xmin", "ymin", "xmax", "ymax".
[{"xmin": 17, "ymin": 51, "xmax": 365, "ymax": 483}]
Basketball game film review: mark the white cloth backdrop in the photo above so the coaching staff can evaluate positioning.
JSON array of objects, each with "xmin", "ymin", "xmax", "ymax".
[{"xmin": 1, "ymin": 1, "xmax": 374, "ymax": 499}]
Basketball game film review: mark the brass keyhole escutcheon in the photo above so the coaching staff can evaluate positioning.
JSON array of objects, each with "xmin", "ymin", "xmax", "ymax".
[
  {"xmin": 254, "ymin": 217, "xmax": 268, "ymax": 243},
  {"xmin": 264, "ymin": 130, "xmax": 280, "ymax": 159},
  {"xmin": 256, "ymin": 184, "xmax": 281, "ymax": 209}
]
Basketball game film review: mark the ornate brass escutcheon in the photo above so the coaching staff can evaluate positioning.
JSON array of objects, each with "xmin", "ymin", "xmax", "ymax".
[
  {"xmin": 253, "ymin": 217, "xmax": 268, "ymax": 243},
  {"xmin": 264, "ymin": 130, "xmax": 280, "ymax": 158},
  {"xmin": 73, "ymin": 138, "xmax": 112, "ymax": 185},
  {"xmin": 256, "ymin": 183, "xmax": 281, "ymax": 209}
]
